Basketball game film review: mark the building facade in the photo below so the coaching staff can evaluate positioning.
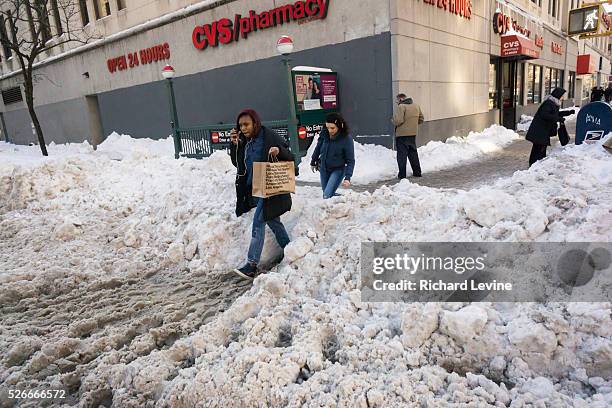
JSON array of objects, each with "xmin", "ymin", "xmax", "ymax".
[{"xmin": 0, "ymin": 0, "xmax": 610, "ymax": 147}]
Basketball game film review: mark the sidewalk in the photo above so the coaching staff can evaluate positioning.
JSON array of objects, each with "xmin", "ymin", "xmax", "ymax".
[{"xmin": 297, "ymin": 122, "xmax": 576, "ymax": 193}]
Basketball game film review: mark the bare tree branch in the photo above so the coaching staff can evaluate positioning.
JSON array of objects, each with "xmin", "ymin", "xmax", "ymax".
[{"xmin": 0, "ymin": 0, "xmax": 100, "ymax": 156}]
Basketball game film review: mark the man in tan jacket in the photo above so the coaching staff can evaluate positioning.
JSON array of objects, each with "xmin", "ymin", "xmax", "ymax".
[{"xmin": 392, "ymin": 93, "xmax": 424, "ymax": 178}]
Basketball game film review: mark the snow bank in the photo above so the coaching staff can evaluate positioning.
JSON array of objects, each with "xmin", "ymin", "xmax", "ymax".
[
  {"xmin": 1, "ymin": 132, "xmax": 611, "ymax": 407},
  {"xmin": 0, "ymin": 132, "xmax": 173, "ymax": 167},
  {"xmin": 298, "ymin": 125, "xmax": 519, "ymax": 185},
  {"xmin": 517, "ymin": 114, "xmax": 533, "ymax": 132}
]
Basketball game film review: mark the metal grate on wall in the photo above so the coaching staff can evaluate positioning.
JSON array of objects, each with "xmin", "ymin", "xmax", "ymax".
[{"xmin": 1, "ymin": 87, "xmax": 23, "ymax": 105}]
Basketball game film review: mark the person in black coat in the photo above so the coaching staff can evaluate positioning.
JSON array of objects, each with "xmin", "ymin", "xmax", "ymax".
[
  {"xmin": 526, "ymin": 87, "xmax": 573, "ymax": 166},
  {"xmin": 605, "ymin": 85, "xmax": 612, "ymax": 104},
  {"xmin": 590, "ymin": 86, "xmax": 605, "ymax": 103},
  {"xmin": 229, "ymin": 109, "xmax": 294, "ymax": 279}
]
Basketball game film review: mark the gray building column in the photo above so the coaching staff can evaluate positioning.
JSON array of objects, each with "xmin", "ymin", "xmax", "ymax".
[{"xmin": 85, "ymin": 95, "xmax": 104, "ymax": 149}]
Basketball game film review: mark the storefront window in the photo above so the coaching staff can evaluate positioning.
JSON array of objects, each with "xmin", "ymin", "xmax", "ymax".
[
  {"xmin": 527, "ymin": 64, "xmax": 549, "ymax": 103},
  {"xmin": 527, "ymin": 64, "xmax": 535, "ymax": 104},
  {"xmin": 544, "ymin": 67, "xmax": 552, "ymax": 97},
  {"xmin": 568, "ymin": 72, "xmax": 576, "ymax": 99},
  {"xmin": 515, "ymin": 63, "xmax": 524, "ymax": 106},
  {"xmin": 489, "ymin": 61, "xmax": 499, "ymax": 110},
  {"xmin": 582, "ymin": 75, "xmax": 594, "ymax": 100},
  {"xmin": 527, "ymin": 64, "xmax": 542, "ymax": 104},
  {"xmin": 543, "ymin": 68, "xmax": 564, "ymax": 97},
  {"xmin": 556, "ymin": 70, "xmax": 564, "ymax": 90},
  {"xmin": 534, "ymin": 65, "xmax": 542, "ymax": 103}
]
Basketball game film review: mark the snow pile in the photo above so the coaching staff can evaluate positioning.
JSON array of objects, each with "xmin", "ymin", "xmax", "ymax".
[
  {"xmin": 95, "ymin": 132, "xmax": 175, "ymax": 160},
  {"xmin": 1, "ymin": 133, "xmax": 611, "ymax": 407},
  {"xmin": 517, "ymin": 114, "xmax": 533, "ymax": 132},
  {"xmin": 0, "ymin": 132, "xmax": 173, "ymax": 168},
  {"xmin": 298, "ymin": 125, "xmax": 519, "ymax": 184}
]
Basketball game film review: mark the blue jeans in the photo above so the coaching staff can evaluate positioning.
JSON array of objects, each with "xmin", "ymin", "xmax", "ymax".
[
  {"xmin": 247, "ymin": 198, "xmax": 290, "ymax": 264},
  {"xmin": 320, "ymin": 167, "xmax": 345, "ymax": 199}
]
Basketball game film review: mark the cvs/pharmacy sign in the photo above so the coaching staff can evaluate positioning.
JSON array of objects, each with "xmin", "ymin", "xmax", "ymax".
[
  {"xmin": 500, "ymin": 35, "xmax": 540, "ymax": 59},
  {"xmin": 192, "ymin": 0, "xmax": 330, "ymax": 51},
  {"xmin": 502, "ymin": 39, "xmax": 520, "ymax": 56}
]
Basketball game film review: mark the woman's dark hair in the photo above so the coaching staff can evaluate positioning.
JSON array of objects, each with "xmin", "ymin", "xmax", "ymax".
[
  {"xmin": 325, "ymin": 112, "xmax": 349, "ymax": 135},
  {"xmin": 236, "ymin": 109, "xmax": 262, "ymax": 136}
]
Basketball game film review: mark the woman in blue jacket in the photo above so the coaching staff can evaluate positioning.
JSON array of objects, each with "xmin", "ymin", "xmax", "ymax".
[{"xmin": 310, "ymin": 113, "xmax": 356, "ymax": 199}]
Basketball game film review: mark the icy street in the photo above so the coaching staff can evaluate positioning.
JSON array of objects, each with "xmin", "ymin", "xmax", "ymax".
[{"xmin": 1, "ymin": 127, "xmax": 611, "ymax": 407}]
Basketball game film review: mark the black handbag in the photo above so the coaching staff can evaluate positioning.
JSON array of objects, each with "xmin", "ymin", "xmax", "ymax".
[
  {"xmin": 549, "ymin": 122, "xmax": 558, "ymax": 136},
  {"xmin": 558, "ymin": 122, "xmax": 570, "ymax": 146}
]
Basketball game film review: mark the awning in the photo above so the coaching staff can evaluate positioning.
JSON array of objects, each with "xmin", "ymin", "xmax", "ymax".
[
  {"xmin": 577, "ymin": 54, "xmax": 596, "ymax": 75},
  {"xmin": 500, "ymin": 35, "xmax": 540, "ymax": 60}
]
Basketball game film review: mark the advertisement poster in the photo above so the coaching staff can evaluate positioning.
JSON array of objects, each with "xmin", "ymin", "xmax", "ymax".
[
  {"xmin": 294, "ymin": 73, "xmax": 338, "ymax": 112},
  {"xmin": 319, "ymin": 74, "xmax": 337, "ymax": 109}
]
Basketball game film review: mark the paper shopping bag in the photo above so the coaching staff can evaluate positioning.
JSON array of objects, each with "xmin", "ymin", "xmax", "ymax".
[{"xmin": 252, "ymin": 161, "xmax": 296, "ymax": 198}]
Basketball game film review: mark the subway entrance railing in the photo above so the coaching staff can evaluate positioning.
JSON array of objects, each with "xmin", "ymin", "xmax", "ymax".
[{"xmin": 173, "ymin": 120, "xmax": 291, "ymax": 159}]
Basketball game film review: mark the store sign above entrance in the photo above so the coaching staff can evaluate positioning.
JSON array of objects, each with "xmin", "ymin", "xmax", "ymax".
[
  {"xmin": 493, "ymin": 12, "xmax": 531, "ymax": 37},
  {"xmin": 192, "ymin": 0, "xmax": 330, "ymax": 50},
  {"xmin": 576, "ymin": 54, "xmax": 596, "ymax": 75},
  {"xmin": 107, "ymin": 43, "xmax": 170, "ymax": 74},
  {"xmin": 551, "ymin": 41, "xmax": 563, "ymax": 55},
  {"xmin": 534, "ymin": 35, "xmax": 544, "ymax": 48},
  {"xmin": 421, "ymin": 0, "xmax": 473, "ymax": 20},
  {"xmin": 500, "ymin": 35, "xmax": 540, "ymax": 60}
]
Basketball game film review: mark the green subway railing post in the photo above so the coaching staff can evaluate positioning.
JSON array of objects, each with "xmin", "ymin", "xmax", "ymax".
[
  {"xmin": 162, "ymin": 65, "xmax": 181, "ymax": 159},
  {"xmin": 283, "ymin": 57, "xmax": 301, "ymax": 168},
  {"xmin": 277, "ymin": 36, "xmax": 301, "ymax": 169},
  {"xmin": 168, "ymin": 78, "xmax": 181, "ymax": 159}
]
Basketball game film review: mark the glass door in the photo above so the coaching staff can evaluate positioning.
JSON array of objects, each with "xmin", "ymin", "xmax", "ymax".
[{"xmin": 502, "ymin": 61, "xmax": 517, "ymax": 129}]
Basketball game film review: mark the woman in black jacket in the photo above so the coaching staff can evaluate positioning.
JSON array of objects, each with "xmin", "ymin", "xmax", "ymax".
[{"xmin": 526, "ymin": 87, "xmax": 572, "ymax": 166}]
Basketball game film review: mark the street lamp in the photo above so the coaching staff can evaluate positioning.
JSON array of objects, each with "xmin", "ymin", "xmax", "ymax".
[
  {"xmin": 277, "ymin": 35, "xmax": 301, "ymax": 168},
  {"xmin": 162, "ymin": 64, "xmax": 181, "ymax": 159}
]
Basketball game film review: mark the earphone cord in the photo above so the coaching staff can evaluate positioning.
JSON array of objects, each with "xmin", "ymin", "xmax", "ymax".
[{"xmin": 234, "ymin": 138, "xmax": 250, "ymax": 178}]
